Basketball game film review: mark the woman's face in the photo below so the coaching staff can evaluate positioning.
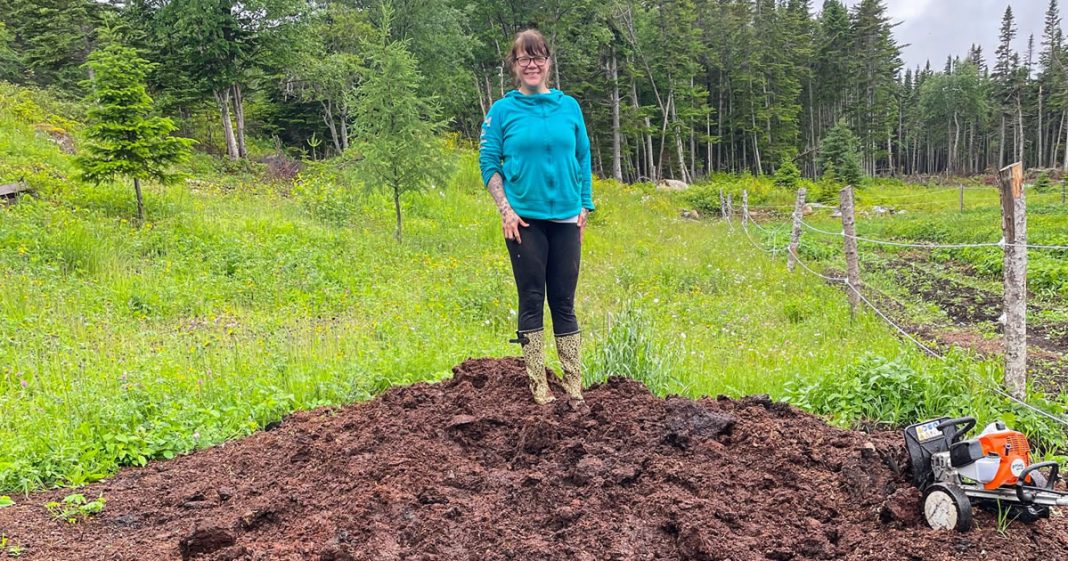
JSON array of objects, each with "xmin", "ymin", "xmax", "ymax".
[{"xmin": 514, "ymin": 48, "xmax": 550, "ymax": 90}]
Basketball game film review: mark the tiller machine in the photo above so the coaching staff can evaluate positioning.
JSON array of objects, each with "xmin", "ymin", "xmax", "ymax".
[{"xmin": 904, "ymin": 417, "xmax": 1068, "ymax": 531}]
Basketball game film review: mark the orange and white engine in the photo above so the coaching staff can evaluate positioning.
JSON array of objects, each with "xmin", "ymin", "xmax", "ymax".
[{"xmin": 950, "ymin": 421, "xmax": 1032, "ymax": 489}]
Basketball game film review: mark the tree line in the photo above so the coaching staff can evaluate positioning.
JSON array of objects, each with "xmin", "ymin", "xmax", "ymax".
[{"xmin": 1, "ymin": 0, "xmax": 1067, "ymax": 183}]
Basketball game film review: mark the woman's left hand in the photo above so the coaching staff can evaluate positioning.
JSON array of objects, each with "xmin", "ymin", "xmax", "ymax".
[{"xmin": 577, "ymin": 208, "xmax": 589, "ymax": 243}]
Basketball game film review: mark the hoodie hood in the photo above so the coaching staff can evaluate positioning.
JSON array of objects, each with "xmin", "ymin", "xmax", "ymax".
[{"xmin": 505, "ymin": 88, "xmax": 564, "ymax": 106}]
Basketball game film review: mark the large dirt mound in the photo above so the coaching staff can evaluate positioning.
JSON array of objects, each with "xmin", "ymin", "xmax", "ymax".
[{"xmin": 1, "ymin": 358, "xmax": 1065, "ymax": 560}]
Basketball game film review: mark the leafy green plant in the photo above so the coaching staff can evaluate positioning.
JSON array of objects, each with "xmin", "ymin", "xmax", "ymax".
[
  {"xmin": 1, "ymin": 534, "xmax": 23, "ymax": 558},
  {"xmin": 785, "ymin": 352, "xmax": 1068, "ymax": 455},
  {"xmin": 0, "ymin": 496, "xmax": 13, "ymax": 508},
  {"xmin": 584, "ymin": 306, "xmax": 684, "ymax": 396},
  {"xmin": 44, "ymin": 493, "xmax": 106, "ymax": 524}
]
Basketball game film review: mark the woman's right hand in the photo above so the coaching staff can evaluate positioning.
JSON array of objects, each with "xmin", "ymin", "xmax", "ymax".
[{"xmin": 501, "ymin": 207, "xmax": 529, "ymax": 244}]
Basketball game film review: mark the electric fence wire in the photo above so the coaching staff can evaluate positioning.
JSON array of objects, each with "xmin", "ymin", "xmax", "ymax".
[
  {"xmin": 785, "ymin": 242, "xmax": 1068, "ymax": 429},
  {"xmin": 798, "ymin": 219, "xmax": 1068, "ymax": 252},
  {"xmin": 741, "ymin": 208, "xmax": 1068, "ymax": 426},
  {"xmin": 741, "ymin": 215, "xmax": 784, "ymax": 256}
]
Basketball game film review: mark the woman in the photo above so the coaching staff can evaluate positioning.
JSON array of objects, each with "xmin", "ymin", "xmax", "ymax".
[{"xmin": 478, "ymin": 29, "xmax": 594, "ymax": 405}]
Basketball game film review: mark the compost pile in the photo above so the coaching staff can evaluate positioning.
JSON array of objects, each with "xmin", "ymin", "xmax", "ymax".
[{"xmin": 2, "ymin": 358, "xmax": 1066, "ymax": 561}]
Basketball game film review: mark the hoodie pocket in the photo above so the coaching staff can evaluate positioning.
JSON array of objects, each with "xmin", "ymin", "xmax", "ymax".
[
  {"xmin": 504, "ymin": 159, "xmax": 529, "ymax": 200},
  {"xmin": 568, "ymin": 158, "xmax": 581, "ymax": 188}
]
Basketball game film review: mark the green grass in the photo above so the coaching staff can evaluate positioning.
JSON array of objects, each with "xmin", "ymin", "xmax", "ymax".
[{"xmin": 1, "ymin": 82, "xmax": 1064, "ymax": 493}]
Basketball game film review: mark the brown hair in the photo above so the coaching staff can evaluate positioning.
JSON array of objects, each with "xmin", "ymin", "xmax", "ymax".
[{"xmin": 504, "ymin": 29, "xmax": 551, "ymax": 72}]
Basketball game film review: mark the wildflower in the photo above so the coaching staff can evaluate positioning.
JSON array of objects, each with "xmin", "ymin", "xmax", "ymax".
[{"xmin": 20, "ymin": 380, "xmax": 27, "ymax": 388}]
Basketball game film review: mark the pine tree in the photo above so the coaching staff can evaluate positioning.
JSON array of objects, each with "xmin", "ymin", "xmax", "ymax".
[
  {"xmin": 76, "ymin": 42, "xmax": 193, "ymax": 222},
  {"xmin": 350, "ymin": 5, "xmax": 452, "ymax": 242}
]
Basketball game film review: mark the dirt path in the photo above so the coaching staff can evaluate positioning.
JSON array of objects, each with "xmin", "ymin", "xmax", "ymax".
[{"xmin": 1, "ymin": 358, "xmax": 1065, "ymax": 560}]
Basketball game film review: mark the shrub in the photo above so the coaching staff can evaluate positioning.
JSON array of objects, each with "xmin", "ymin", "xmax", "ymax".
[{"xmin": 1033, "ymin": 171, "xmax": 1053, "ymax": 193}]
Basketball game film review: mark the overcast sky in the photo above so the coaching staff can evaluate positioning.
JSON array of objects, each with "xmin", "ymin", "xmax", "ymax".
[{"xmin": 841, "ymin": 1, "xmax": 1050, "ymax": 71}]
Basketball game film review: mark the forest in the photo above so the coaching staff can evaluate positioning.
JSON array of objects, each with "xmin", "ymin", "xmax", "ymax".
[{"xmin": 0, "ymin": 0, "xmax": 1066, "ymax": 181}]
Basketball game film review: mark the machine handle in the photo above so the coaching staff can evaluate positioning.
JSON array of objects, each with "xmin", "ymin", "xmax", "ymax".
[
  {"xmin": 936, "ymin": 417, "xmax": 976, "ymax": 444},
  {"xmin": 1016, "ymin": 461, "xmax": 1060, "ymax": 504}
]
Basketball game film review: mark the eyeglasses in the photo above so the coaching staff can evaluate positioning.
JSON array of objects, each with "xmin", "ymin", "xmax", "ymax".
[{"xmin": 516, "ymin": 56, "xmax": 549, "ymax": 67}]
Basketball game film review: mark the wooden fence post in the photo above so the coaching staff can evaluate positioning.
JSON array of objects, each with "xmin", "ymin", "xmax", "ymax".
[
  {"xmin": 959, "ymin": 184, "xmax": 964, "ymax": 213},
  {"xmin": 726, "ymin": 193, "xmax": 733, "ymax": 222},
  {"xmin": 840, "ymin": 185, "xmax": 861, "ymax": 318},
  {"xmin": 742, "ymin": 190, "xmax": 749, "ymax": 229},
  {"xmin": 997, "ymin": 162, "xmax": 1027, "ymax": 400},
  {"xmin": 719, "ymin": 189, "xmax": 726, "ymax": 219},
  {"xmin": 787, "ymin": 188, "xmax": 807, "ymax": 272}
]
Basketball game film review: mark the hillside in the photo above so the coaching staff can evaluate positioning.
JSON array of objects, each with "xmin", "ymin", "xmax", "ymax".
[{"xmin": 0, "ymin": 82, "xmax": 938, "ymax": 493}]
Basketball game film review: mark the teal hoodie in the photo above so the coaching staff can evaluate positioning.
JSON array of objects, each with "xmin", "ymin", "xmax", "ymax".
[{"xmin": 479, "ymin": 89, "xmax": 594, "ymax": 220}]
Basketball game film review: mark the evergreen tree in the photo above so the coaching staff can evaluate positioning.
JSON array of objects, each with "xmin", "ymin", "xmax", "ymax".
[
  {"xmin": 773, "ymin": 157, "xmax": 801, "ymax": 189},
  {"xmin": 1039, "ymin": 0, "xmax": 1065, "ymax": 168},
  {"xmin": 0, "ymin": 22, "xmax": 19, "ymax": 81},
  {"xmin": 350, "ymin": 6, "xmax": 452, "ymax": 242},
  {"xmin": 77, "ymin": 42, "xmax": 194, "ymax": 222},
  {"xmin": 0, "ymin": 0, "xmax": 109, "ymax": 89},
  {"xmin": 993, "ymin": 5, "xmax": 1021, "ymax": 167},
  {"xmin": 811, "ymin": 0, "xmax": 852, "ymax": 173},
  {"xmin": 849, "ymin": 0, "xmax": 901, "ymax": 175},
  {"xmin": 819, "ymin": 119, "xmax": 862, "ymax": 187}
]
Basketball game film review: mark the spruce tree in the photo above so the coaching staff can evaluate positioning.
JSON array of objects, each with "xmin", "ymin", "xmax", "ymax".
[
  {"xmin": 0, "ymin": 22, "xmax": 19, "ymax": 81},
  {"xmin": 993, "ymin": 5, "xmax": 1020, "ymax": 167},
  {"xmin": 773, "ymin": 158, "xmax": 801, "ymax": 189},
  {"xmin": 818, "ymin": 119, "xmax": 862, "ymax": 187},
  {"xmin": 1, "ymin": 0, "xmax": 107, "ymax": 89},
  {"xmin": 1040, "ymin": 0, "xmax": 1064, "ymax": 167},
  {"xmin": 76, "ymin": 42, "xmax": 193, "ymax": 222}
]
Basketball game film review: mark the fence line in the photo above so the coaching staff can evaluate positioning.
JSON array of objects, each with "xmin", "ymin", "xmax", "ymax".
[
  {"xmin": 797, "ymin": 218, "xmax": 1068, "ymax": 252},
  {"xmin": 778, "ymin": 238, "xmax": 1068, "ymax": 429},
  {"xmin": 739, "ymin": 204, "xmax": 1068, "ymax": 427}
]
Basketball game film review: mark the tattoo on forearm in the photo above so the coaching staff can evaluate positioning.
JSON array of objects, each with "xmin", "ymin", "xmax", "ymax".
[{"xmin": 487, "ymin": 173, "xmax": 511, "ymax": 216}]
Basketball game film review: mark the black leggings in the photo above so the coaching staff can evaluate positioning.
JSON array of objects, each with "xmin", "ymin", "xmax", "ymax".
[{"xmin": 506, "ymin": 218, "xmax": 582, "ymax": 336}]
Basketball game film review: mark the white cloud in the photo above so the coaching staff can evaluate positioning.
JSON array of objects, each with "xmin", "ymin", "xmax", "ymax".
[{"xmin": 842, "ymin": 0, "xmax": 1052, "ymax": 71}]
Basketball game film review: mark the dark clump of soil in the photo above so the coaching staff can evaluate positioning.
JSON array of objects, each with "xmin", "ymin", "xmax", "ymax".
[{"xmin": 2, "ymin": 358, "xmax": 1067, "ymax": 560}]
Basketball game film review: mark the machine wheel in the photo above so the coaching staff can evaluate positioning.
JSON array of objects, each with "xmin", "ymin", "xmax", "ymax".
[{"xmin": 923, "ymin": 484, "xmax": 972, "ymax": 532}]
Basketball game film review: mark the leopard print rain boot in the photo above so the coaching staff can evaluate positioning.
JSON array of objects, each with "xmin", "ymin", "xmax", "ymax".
[
  {"xmin": 515, "ymin": 330, "xmax": 555, "ymax": 405},
  {"xmin": 556, "ymin": 332, "xmax": 584, "ymax": 402}
]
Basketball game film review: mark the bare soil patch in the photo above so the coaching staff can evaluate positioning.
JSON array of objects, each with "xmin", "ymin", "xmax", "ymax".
[
  {"xmin": 1, "ymin": 358, "xmax": 1066, "ymax": 560},
  {"xmin": 873, "ymin": 257, "xmax": 1068, "ymax": 389}
]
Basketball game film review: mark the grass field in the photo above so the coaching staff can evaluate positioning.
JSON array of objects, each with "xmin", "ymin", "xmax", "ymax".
[{"xmin": 1, "ymin": 83, "xmax": 1065, "ymax": 494}]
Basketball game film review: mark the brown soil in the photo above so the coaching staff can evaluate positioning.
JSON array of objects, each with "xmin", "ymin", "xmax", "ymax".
[
  {"xmin": 2, "ymin": 358, "xmax": 1066, "ymax": 561},
  {"xmin": 872, "ymin": 257, "xmax": 1068, "ymax": 391}
]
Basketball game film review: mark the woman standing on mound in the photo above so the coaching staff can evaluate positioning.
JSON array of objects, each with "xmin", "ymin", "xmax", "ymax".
[{"xmin": 478, "ymin": 29, "xmax": 595, "ymax": 405}]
